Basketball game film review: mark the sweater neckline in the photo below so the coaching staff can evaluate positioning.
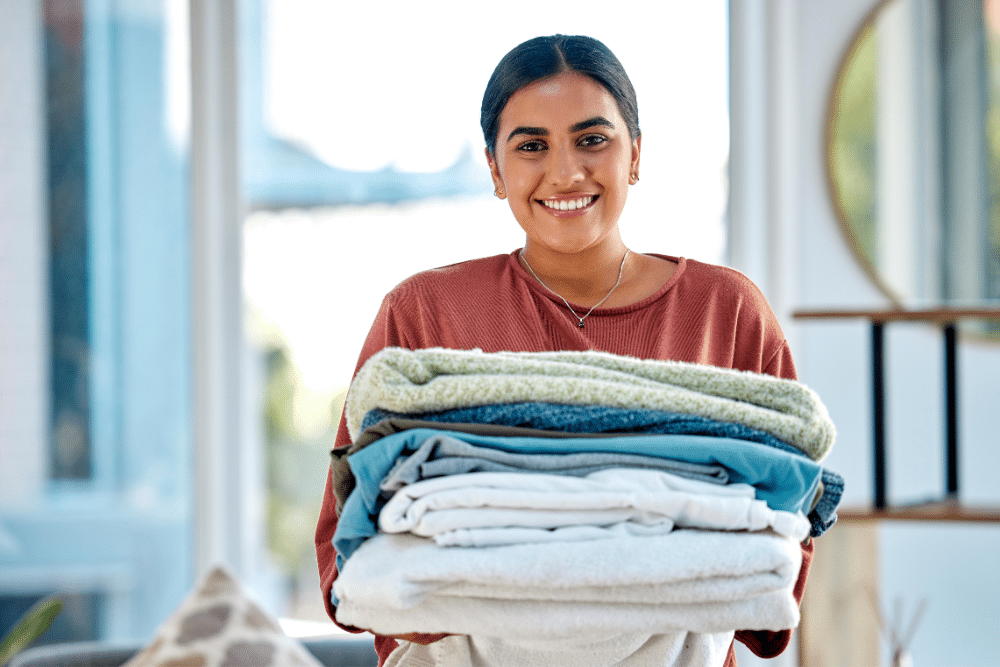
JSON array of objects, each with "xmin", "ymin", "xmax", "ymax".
[{"xmin": 508, "ymin": 249, "xmax": 687, "ymax": 317}]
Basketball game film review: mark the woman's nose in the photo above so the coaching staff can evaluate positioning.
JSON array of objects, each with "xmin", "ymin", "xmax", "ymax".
[{"xmin": 548, "ymin": 146, "xmax": 586, "ymax": 187}]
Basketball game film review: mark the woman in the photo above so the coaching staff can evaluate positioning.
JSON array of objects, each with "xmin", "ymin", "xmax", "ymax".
[{"xmin": 315, "ymin": 34, "xmax": 811, "ymax": 666}]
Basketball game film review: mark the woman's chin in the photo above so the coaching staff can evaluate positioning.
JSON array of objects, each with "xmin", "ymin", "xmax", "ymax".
[{"xmin": 527, "ymin": 239, "xmax": 612, "ymax": 258}]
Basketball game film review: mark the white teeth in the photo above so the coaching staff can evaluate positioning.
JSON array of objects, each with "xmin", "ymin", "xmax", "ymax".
[{"xmin": 543, "ymin": 196, "xmax": 593, "ymax": 211}]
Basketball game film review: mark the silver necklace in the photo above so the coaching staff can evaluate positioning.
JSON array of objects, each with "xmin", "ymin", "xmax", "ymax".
[{"xmin": 519, "ymin": 249, "xmax": 630, "ymax": 328}]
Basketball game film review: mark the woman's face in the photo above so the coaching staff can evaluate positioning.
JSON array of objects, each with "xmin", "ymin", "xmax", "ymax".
[{"xmin": 488, "ymin": 71, "xmax": 641, "ymax": 258}]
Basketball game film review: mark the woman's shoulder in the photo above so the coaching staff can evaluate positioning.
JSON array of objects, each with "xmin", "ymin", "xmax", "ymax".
[
  {"xmin": 672, "ymin": 257, "xmax": 770, "ymax": 303},
  {"xmin": 678, "ymin": 257, "xmax": 757, "ymax": 286},
  {"xmin": 658, "ymin": 256, "xmax": 781, "ymax": 332},
  {"xmin": 668, "ymin": 257, "xmax": 792, "ymax": 377},
  {"xmin": 385, "ymin": 252, "xmax": 514, "ymax": 301}
]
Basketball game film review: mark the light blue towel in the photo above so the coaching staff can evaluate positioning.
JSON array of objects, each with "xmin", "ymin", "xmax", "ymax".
[
  {"xmin": 333, "ymin": 428, "xmax": 825, "ymax": 572},
  {"xmin": 361, "ymin": 404, "xmax": 843, "ymax": 538}
]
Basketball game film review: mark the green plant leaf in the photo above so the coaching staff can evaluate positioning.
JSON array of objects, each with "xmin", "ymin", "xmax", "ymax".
[{"xmin": 0, "ymin": 597, "xmax": 62, "ymax": 666}]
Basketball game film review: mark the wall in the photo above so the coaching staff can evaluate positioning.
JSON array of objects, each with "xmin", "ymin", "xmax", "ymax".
[
  {"xmin": 0, "ymin": 0, "xmax": 47, "ymax": 506},
  {"xmin": 0, "ymin": 0, "xmax": 196, "ymax": 643},
  {"xmin": 739, "ymin": 0, "xmax": 1000, "ymax": 664}
]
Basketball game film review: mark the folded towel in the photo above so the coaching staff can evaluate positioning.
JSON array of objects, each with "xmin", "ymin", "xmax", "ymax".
[
  {"xmin": 336, "ymin": 530, "xmax": 801, "ymax": 606},
  {"xmin": 361, "ymin": 403, "xmax": 799, "ymax": 446},
  {"xmin": 333, "ymin": 417, "xmax": 625, "ymax": 516},
  {"xmin": 380, "ymin": 433, "xmax": 730, "ymax": 491},
  {"xmin": 378, "ymin": 469, "xmax": 810, "ymax": 542},
  {"xmin": 345, "ymin": 347, "xmax": 835, "ymax": 461},
  {"xmin": 334, "ymin": 532, "xmax": 801, "ymax": 637},
  {"xmin": 337, "ymin": 590, "xmax": 798, "ymax": 641},
  {"xmin": 433, "ymin": 523, "xmax": 679, "ymax": 547},
  {"xmin": 333, "ymin": 430, "xmax": 824, "ymax": 568}
]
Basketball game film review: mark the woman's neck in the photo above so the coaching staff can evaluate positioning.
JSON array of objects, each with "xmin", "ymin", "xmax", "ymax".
[{"xmin": 519, "ymin": 240, "xmax": 632, "ymax": 307}]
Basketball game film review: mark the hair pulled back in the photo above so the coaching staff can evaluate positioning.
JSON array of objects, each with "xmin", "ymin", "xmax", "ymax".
[{"xmin": 481, "ymin": 35, "xmax": 641, "ymax": 157}]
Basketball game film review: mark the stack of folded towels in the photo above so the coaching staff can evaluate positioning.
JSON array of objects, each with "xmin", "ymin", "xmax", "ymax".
[{"xmin": 329, "ymin": 347, "xmax": 841, "ymax": 660}]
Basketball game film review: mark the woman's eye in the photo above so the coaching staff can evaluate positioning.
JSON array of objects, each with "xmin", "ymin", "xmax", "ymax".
[
  {"xmin": 579, "ymin": 134, "xmax": 607, "ymax": 148},
  {"xmin": 517, "ymin": 140, "xmax": 546, "ymax": 153}
]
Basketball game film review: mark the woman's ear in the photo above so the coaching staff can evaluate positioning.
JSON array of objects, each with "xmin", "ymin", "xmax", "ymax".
[
  {"xmin": 486, "ymin": 147, "xmax": 506, "ymax": 199},
  {"xmin": 630, "ymin": 135, "xmax": 642, "ymax": 182}
]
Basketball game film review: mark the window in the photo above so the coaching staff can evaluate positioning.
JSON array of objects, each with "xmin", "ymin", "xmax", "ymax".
[
  {"xmin": 1, "ymin": 0, "xmax": 194, "ymax": 644},
  {"xmin": 45, "ymin": 0, "xmax": 92, "ymax": 481}
]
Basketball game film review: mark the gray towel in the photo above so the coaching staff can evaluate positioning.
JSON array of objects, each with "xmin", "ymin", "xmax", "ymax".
[{"xmin": 380, "ymin": 433, "xmax": 729, "ymax": 496}]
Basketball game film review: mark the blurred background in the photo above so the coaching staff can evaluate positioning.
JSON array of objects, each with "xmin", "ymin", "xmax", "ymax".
[{"xmin": 1, "ymin": 1, "xmax": 998, "ymax": 665}]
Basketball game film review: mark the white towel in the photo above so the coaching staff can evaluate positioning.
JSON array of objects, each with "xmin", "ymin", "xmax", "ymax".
[
  {"xmin": 345, "ymin": 347, "xmax": 835, "ymax": 461},
  {"xmin": 378, "ymin": 469, "xmax": 810, "ymax": 542},
  {"xmin": 333, "ymin": 531, "xmax": 801, "ymax": 637},
  {"xmin": 336, "ymin": 530, "xmax": 800, "ymax": 606},
  {"xmin": 433, "ymin": 523, "xmax": 679, "ymax": 547},
  {"xmin": 337, "ymin": 586, "xmax": 798, "ymax": 640}
]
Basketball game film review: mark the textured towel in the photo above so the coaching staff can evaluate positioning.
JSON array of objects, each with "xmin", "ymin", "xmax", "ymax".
[
  {"xmin": 336, "ymin": 531, "xmax": 801, "ymax": 606},
  {"xmin": 361, "ymin": 403, "xmax": 802, "ymax": 445},
  {"xmin": 333, "ymin": 531, "xmax": 801, "ymax": 637},
  {"xmin": 337, "ymin": 590, "xmax": 798, "ymax": 641},
  {"xmin": 378, "ymin": 469, "xmax": 810, "ymax": 542},
  {"xmin": 345, "ymin": 347, "xmax": 835, "ymax": 461}
]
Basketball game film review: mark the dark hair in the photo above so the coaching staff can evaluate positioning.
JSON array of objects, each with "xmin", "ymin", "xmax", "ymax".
[{"xmin": 480, "ymin": 34, "xmax": 640, "ymax": 156}]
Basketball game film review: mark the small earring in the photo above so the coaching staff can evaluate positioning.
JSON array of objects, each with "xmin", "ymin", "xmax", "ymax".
[
  {"xmin": 629, "ymin": 173, "xmax": 639, "ymax": 184},
  {"xmin": 495, "ymin": 187, "xmax": 505, "ymax": 198}
]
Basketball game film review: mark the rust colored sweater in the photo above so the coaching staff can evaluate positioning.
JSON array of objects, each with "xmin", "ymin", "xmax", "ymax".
[{"xmin": 315, "ymin": 250, "xmax": 813, "ymax": 666}]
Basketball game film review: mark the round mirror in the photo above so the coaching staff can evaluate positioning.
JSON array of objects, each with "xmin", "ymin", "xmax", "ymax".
[{"xmin": 826, "ymin": 0, "xmax": 1000, "ymax": 307}]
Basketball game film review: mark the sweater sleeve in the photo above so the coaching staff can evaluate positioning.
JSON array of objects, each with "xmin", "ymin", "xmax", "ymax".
[
  {"xmin": 315, "ymin": 294, "xmax": 395, "ymax": 635},
  {"xmin": 762, "ymin": 338, "xmax": 797, "ymax": 381},
  {"xmin": 730, "ymin": 336, "xmax": 812, "ymax": 661},
  {"xmin": 314, "ymin": 291, "xmax": 450, "ymax": 661}
]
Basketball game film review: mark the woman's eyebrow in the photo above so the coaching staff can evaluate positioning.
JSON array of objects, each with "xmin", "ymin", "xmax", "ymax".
[
  {"xmin": 507, "ymin": 126, "xmax": 547, "ymax": 142},
  {"xmin": 570, "ymin": 116, "xmax": 614, "ymax": 132}
]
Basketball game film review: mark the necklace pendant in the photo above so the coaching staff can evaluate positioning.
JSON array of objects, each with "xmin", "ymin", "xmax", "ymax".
[{"xmin": 518, "ymin": 248, "xmax": 630, "ymax": 334}]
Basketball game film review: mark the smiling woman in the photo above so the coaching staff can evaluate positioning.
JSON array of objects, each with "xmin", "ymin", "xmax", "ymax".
[{"xmin": 314, "ymin": 33, "xmax": 814, "ymax": 667}]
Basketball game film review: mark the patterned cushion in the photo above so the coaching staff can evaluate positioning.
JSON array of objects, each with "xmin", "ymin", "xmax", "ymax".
[{"xmin": 122, "ymin": 565, "xmax": 324, "ymax": 667}]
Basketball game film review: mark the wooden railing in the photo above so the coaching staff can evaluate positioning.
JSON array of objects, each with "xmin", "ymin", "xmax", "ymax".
[{"xmin": 793, "ymin": 307, "xmax": 1000, "ymax": 522}]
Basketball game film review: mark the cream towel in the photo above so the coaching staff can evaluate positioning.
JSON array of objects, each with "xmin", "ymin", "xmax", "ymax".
[
  {"xmin": 333, "ymin": 531, "xmax": 801, "ymax": 637},
  {"xmin": 335, "ymin": 531, "xmax": 800, "ymax": 607},
  {"xmin": 433, "ymin": 523, "xmax": 679, "ymax": 547},
  {"xmin": 378, "ymin": 469, "xmax": 810, "ymax": 542},
  {"xmin": 336, "ymin": 587, "xmax": 798, "ymax": 640},
  {"xmin": 345, "ymin": 347, "xmax": 835, "ymax": 461}
]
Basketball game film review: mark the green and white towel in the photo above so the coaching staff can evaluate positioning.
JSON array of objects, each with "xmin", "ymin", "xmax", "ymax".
[{"xmin": 346, "ymin": 347, "xmax": 836, "ymax": 461}]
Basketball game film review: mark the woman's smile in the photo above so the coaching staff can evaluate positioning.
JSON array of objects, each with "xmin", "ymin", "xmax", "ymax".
[{"xmin": 538, "ymin": 194, "xmax": 599, "ymax": 215}]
